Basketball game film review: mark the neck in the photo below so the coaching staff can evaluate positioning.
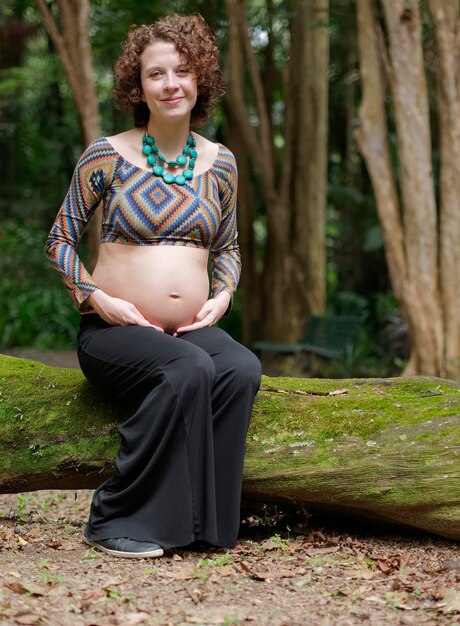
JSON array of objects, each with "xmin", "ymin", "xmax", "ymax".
[{"xmin": 145, "ymin": 117, "xmax": 191, "ymax": 156}]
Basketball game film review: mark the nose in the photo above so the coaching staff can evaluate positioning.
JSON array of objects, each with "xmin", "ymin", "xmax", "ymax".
[{"xmin": 164, "ymin": 71, "xmax": 179, "ymax": 89}]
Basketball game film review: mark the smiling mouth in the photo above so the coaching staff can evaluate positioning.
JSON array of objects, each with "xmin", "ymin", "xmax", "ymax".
[{"xmin": 162, "ymin": 97, "xmax": 183, "ymax": 103}]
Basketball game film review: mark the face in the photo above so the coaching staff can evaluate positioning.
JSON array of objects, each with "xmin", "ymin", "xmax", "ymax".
[{"xmin": 140, "ymin": 40, "xmax": 197, "ymax": 124}]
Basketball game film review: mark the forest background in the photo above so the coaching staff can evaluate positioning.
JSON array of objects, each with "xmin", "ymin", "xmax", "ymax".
[{"xmin": 0, "ymin": 0, "xmax": 458, "ymax": 380}]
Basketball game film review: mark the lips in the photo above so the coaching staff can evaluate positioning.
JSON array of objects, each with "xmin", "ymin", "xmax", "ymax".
[{"xmin": 162, "ymin": 97, "xmax": 183, "ymax": 103}]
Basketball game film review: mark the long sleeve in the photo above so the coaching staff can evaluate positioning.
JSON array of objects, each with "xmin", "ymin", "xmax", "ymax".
[
  {"xmin": 210, "ymin": 147, "xmax": 241, "ymax": 300},
  {"xmin": 45, "ymin": 138, "xmax": 119, "ymax": 309}
]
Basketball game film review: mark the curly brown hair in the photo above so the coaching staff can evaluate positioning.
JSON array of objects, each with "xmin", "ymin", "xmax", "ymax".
[{"xmin": 113, "ymin": 14, "xmax": 225, "ymax": 128}]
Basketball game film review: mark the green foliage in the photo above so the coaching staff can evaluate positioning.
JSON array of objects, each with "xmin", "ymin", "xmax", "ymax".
[
  {"xmin": 0, "ymin": 35, "xmax": 82, "ymax": 223},
  {"xmin": 217, "ymin": 288, "xmax": 243, "ymax": 343},
  {"xmin": 14, "ymin": 493, "xmax": 33, "ymax": 522},
  {"xmin": 195, "ymin": 552, "xmax": 235, "ymax": 574},
  {"xmin": 322, "ymin": 290, "xmax": 406, "ymax": 377},
  {"xmin": 0, "ymin": 220, "xmax": 79, "ymax": 349}
]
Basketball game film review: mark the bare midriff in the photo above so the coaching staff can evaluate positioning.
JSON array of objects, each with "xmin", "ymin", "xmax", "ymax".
[{"xmin": 91, "ymin": 243, "xmax": 210, "ymax": 333}]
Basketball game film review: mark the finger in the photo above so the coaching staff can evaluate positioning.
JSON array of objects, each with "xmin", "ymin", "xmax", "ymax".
[
  {"xmin": 177, "ymin": 317, "xmax": 212, "ymax": 332},
  {"xmin": 194, "ymin": 308, "xmax": 212, "ymax": 322},
  {"xmin": 195, "ymin": 303, "xmax": 221, "ymax": 320},
  {"xmin": 175, "ymin": 324, "xmax": 198, "ymax": 333},
  {"xmin": 124, "ymin": 315, "xmax": 148, "ymax": 326},
  {"xmin": 125, "ymin": 307, "xmax": 156, "ymax": 327},
  {"xmin": 133, "ymin": 318, "xmax": 150, "ymax": 326},
  {"xmin": 136, "ymin": 318, "xmax": 164, "ymax": 331},
  {"xmin": 175, "ymin": 315, "xmax": 202, "ymax": 333},
  {"xmin": 176, "ymin": 318, "xmax": 214, "ymax": 333}
]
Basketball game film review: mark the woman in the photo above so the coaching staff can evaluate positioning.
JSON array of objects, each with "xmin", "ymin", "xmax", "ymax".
[{"xmin": 46, "ymin": 14, "xmax": 261, "ymax": 559}]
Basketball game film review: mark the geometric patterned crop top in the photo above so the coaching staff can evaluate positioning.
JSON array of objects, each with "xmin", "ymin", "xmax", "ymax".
[{"xmin": 45, "ymin": 137, "xmax": 241, "ymax": 310}]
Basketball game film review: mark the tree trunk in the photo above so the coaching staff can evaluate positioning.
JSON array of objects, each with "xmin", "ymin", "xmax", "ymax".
[
  {"xmin": 427, "ymin": 0, "xmax": 460, "ymax": 381},
  {"xmin": 224, "ymin": 0, "xmax": 329, "ymax": 345},
  {"xmin": 292, "ymin": 0, "xmax": 329, "ymax": 323},
  {"xmin": 35, "ymin": 0, "xmax": 102, "ymax": 271},
  {"xmin": 1, "ymin": 354, "xmax": 459, "ymax": 542},
  {"xmin": 355, "ymin": 0, "xmax": 459, "ymax": 378},
  {"xmin": 354, "ymin": 0, "xmax": 412, "ymax": 340},
  {"xmin": 35, "ymin": 0, "xmax": 101, "ymax": 146},
  {"xmin": 381, "ymin": 0, "xmax": 443, "ymax": 377}
]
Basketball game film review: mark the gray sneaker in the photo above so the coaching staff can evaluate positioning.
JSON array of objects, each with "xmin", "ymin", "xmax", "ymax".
[{"xmin": 83, "ymin": 533, "xmax": 164, "ymax": 558}]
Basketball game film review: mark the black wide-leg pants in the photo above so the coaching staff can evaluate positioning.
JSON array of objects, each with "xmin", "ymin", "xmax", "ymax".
[{"xmin": 77, "ymin": 314, "xmax": 262, "ymax": 549}]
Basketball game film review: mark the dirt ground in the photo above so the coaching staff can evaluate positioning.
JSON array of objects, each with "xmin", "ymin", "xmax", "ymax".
[
  {"xmin": 1, "ymin": 351, "xmax": 459, "ymax": 625},
  {"xmin": 0, "ymin": 490, "xmax": 460, "ymax": 626}
]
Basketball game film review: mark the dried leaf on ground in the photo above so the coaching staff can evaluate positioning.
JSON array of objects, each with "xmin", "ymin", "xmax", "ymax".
[
  {"xmin": 4, "ymin": 582, "xmax": 46, "ymax": 597},
  {"xmin": 44, "ymin": 538, "xmax": 62, "ymax": 549},
  {"xmin": 164, "ymin": 567, "xmax": 197, "ymax": 580},
  {"xmin": 346, "ymin": 568, "xmax": 377, "ymax": 580},
  {"xmin": 123, "ymin": 612, "xmax": 152, "ymax": 625},
  {"xmin": 14, "ymin": 615, "xmax": 42, "ymax": 625},
  {"xmin": 212, "ymin": 565, "xmax": 235, "ymax": 577},
  {"xmin": 305, "ymin": 546, "xmax": 341, "ymax": 556},
  {"xmin": 367, "ymin": 553, "xmax": 409, "ymax": 574}
]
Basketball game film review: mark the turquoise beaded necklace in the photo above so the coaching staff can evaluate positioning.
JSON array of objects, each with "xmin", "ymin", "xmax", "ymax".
[{"xmin": 142, "ymin": 131, "xmax": 197, "ymax": 185}]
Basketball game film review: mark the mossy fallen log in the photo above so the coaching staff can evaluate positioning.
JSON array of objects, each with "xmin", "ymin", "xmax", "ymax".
[{"xmin": 1, "ymin": 354, "xmax": 459, "ymax": 541}]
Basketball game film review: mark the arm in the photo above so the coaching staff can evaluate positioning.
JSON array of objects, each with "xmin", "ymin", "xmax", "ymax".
[
  {"xmin": 209, "ymin": 148, "xmax": 241, "ymax": 309},
  {"xmin": 45, "ymin": 139, "xmax": 162, "ymax": 329},
  {"xmin": 45, "ymin": 140, "xmax": 113, "ymax": 309},
  {"xmin": 175, "ymin": 147, "xmax": 241, "ymax": 334}
]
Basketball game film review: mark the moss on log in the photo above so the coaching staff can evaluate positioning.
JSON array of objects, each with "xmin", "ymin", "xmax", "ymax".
[{"xmin": 1, "ymin": 354, "xmax": 459, "ymax": 541}]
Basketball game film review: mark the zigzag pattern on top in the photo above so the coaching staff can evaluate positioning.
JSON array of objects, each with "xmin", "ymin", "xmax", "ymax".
[{"xmin": 46, "ymin": 137, "xmax": 241, "ymax": 309}]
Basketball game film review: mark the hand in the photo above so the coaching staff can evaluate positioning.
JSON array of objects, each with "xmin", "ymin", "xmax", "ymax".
[
  {"xmin": 85, "ymin": 290, "xmax": 164, "ymax": 331},
  {"xmin": 174, "ymin": 291, "xmax": 231, "ymax": 334}
]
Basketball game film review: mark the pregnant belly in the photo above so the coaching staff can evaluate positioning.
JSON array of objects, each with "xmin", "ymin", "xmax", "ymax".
[
  {"xmin": 92, "ymin": 244, "xmax": 210, "ymax": 333},
  {"xmin": 137, "ymin": 291, "xmax": 207, "ymax": 333}
]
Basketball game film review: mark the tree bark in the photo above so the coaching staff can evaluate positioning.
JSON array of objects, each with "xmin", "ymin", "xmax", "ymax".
[
  {"xmin": 35, "ymin": 0, "xmax": 102, "ymax": 271},
  {"xmin": 355, "ymin": 0, "xmax": 459, "ymax": 378},
  {"xmin": 35, "ymin": 0, "xmax": 101, "ymax": 146},
  {"xmin": 381, "ymin": 0, "xmax": 443, "ymax": 377},
  {"xmin": 292, "ymin": 0, "xmax": 329, "ymax": 321},
  {"xmin": 354, "ymin": 0, "xmax": 411, "ymax": 340},
  {"xmin": 224, "ymin": 0, "xmax": 329, "ymax": 345},
  {"xmin": 1, "ymin": 354, "xmax": 459, "ymax": 542},
  {"xmin": 427, "ymin": 0, "xmax": 460, "ymax": 381}
]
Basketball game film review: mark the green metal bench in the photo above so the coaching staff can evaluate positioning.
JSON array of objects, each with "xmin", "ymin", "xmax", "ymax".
[{"xmin": 253, "ymin": 314, "xmax": 363, "ymax": 359}]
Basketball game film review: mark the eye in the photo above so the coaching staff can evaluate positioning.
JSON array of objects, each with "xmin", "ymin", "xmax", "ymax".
[
  {"xmin": 177, "ymin": 68, "xmax": 190, "ymax": 75},
  {"xmin": 149, "ymin": 70, "xmax": 162, "ymax": 79}
]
